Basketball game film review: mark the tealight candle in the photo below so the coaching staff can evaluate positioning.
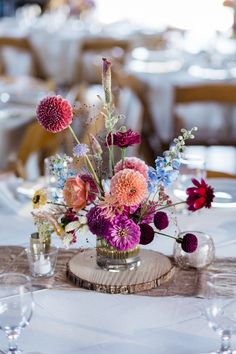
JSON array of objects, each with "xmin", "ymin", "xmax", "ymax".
[{"xmin": 33, "ymin": 254, "xmax": 51, "ymax": 275}]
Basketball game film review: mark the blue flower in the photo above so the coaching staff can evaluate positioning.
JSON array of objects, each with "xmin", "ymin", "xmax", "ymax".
[{"xmin": 147, "ymin": 167, "xmax": 159, "ymax": 193}]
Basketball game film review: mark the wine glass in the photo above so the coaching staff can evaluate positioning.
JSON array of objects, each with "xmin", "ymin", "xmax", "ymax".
[
  {"xmin": 0, "ymin": 273, "xmax": 34, "ymax": 354},
  {"xmin": 204, "ymin": 273, "xmax": 236, "ymax": 354}
]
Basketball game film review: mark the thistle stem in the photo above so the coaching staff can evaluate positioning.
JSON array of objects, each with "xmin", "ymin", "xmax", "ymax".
[
  {"xmin": 68, "ymin": 125, "xmax": 102, "ymax": 191},
  {"xmin": 155, "ymin": 231, "xmax": 178, "ymax": 241},
  {"xmin": 157, "ymin": 201, "xmax": 186, "ymax": 211}
]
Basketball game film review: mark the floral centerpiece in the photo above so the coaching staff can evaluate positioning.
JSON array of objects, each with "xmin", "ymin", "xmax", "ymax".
[{"xmin": 32, "ymin": 58, "xmax": 215, "ymax": 272}]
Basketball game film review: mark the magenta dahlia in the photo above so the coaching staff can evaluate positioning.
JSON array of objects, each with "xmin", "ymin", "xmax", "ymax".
[
  {"xmin": 36, "ymin": 95, "xmax": 73, "ymax": 133},
  {"xmin": 105, "ymin": 215, "xmax": 140, "ymax": 250}
]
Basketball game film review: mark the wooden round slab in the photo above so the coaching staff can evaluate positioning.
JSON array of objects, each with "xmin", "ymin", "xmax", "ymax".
[{"xmin": 67, "ymin": 249, "xmax": 175, "ymax": 294}]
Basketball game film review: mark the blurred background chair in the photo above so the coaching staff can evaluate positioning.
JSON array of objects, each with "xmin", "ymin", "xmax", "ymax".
[
  {"xmin": 0, "ymin": 36, "xmax": 54, "ymax": 90},
  {"xmin": 7, "ymin": 121, "xmax": 67, "ymax": 179},
  {"xmin": 78, "ymin": 37, "xmax": 131, "ymax": 85},
  {"xmin": 172, "ymin": 83, "xmax": 236, "ymax": 146}
]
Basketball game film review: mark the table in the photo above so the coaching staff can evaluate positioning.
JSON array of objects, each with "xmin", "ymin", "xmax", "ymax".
[
  {"xmin": 0, "ymin": 177, "xmax": 236, "ymax": 353},
  {"xmin": 0, "ymin": 76, "xmax": 51, "ymax": 170}
]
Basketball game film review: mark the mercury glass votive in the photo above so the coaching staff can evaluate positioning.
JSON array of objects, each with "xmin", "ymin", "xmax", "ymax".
[{"xmin": 173, "ymin": 231, "xmax": 215, "ymax": 269}]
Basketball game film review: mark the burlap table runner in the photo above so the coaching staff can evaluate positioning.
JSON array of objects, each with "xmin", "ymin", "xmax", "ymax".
[{"xmin": 0, "ymin": 246, "xmax": 233, "ymax": 297}]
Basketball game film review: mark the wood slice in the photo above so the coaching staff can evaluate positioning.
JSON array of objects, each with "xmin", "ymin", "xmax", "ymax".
[{"xmin": 67, "ymin": 249, "xmax": 175, "ymax": 294}]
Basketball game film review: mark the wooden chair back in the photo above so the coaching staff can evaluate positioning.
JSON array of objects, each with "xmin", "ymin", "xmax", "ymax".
[
  {"xmin": 78, "ymin": 38, "xmax": 131, "ymax": 84},
  {"xmin": 8, "ymin": 121, "xmax": 65, "ymax": 179},
  {"xmin": 172, "ymin": 83, "xmax": 236, "ymax": 146},
  {"xmin": 0, "ymin": 36, "xmax": 45, "ymax": 79}
]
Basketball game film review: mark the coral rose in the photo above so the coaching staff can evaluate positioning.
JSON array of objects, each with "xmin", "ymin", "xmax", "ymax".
[{"xmin": 63, "ymin": 176, "xmax": 88, "ymax": 211}]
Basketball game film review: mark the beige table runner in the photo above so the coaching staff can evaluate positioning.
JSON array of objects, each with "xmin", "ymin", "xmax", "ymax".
[{"xmin": 0, "ymin": 246, "xmax": 233, "ymax": 297}]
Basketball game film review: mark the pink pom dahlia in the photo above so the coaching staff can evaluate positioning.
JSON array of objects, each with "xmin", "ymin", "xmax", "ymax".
[
  {"xmin": 110, "ymin": 169, "xmax": 147, "ymax": 206},
  {"xmin": 36, "ymin": 95, "xmax": 73, "ymax": 133},
  {"xmin": 114, "ymin": 157, "xmax": 148, "ymax": 179}
]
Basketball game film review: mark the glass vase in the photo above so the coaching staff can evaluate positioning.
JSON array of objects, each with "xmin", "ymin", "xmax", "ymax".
[
  {"xmin": 96, "ymin": 237, "xmax": 141, "ymax": 272},
  {"xmin": 173, "ymin": 231, "xmax": 215, "ymax": 269}
]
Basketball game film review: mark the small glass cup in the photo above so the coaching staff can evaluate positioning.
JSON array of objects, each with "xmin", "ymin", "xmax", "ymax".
[
  {"xmin": 26, "ymin": 247, "xmax": 58, "ymax": 278},
  {"xmin": 173, "ymin": 231, "xmax": 215, "ymax": 269}
]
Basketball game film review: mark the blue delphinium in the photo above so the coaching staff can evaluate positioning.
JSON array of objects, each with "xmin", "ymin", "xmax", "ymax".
[
  {"xmin": 147, "ymin": 167, "xmax": 159, "ymax": 193},
  {"xmin": 154, "ymin": 127, "xmax": 197, "ymax": 188}
]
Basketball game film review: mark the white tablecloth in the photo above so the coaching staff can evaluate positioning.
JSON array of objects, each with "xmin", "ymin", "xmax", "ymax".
[{"xmin": 0, "ymin": 177, "xmax": 236, "ymax": 353}]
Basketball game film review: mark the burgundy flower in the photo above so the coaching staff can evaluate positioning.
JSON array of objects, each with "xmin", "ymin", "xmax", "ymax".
[
  {"xmin": 139, "ymin": 223, "xmax": 155, "ymax": 245},
  {"xmin": 179, "ymin": 233, "xmax": 198, "ymax": 253},
  {"xmin": 106, "ymin": 129, "xmax": 140, "ymax": 148},
  {"xmin": 36, "ymin": 95, "xmax": 73, "ymax": 133},
  {"xmin": 186, "ymin": 178, "xmax": 215, "ymax": 212},
  {"xmin": 154, "ymin": 211, "xmax": 169, "ymax": 230},
  {"xmin": 61, "ymin": 208, "xmax": 78, "ymax": 226},
  {"xmin": 80, "ymin": 174, "xmax": 98, "ymax": 204},
  {"xmin": 87, "ymin": 206, "xmax": 112, "ymax": 237}
]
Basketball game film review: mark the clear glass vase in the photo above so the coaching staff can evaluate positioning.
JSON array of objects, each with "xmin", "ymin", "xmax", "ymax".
[
  {"xmin": 173, "ymin": 231, "xmax": 215, "ymax": 269},
  {"xmin": 96, "ymin": 237, "xmax": 141, "ymax": 272}
]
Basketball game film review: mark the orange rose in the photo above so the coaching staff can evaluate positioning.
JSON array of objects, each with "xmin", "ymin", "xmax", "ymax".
[{"xmin": 63, "ymin": 176, "xmax": 88, "ymax": 211}]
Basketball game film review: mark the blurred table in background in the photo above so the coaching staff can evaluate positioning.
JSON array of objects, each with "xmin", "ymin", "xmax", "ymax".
[{"xmin": 0, "ymin": 76, "xmax": 51, "ymax": 170}]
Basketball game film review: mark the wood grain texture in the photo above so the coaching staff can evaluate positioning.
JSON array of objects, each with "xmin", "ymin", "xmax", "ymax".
[{"xmin": 67, "ymin": 249, "xmax": 175, "ymax": 294}]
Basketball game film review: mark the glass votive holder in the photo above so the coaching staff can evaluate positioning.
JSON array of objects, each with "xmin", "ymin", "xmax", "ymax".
[
  {"xmin": 173, "ymin": 231, "xmax": 215, "ymax": 270},
  {"xmin": 26, "ymin": 247, "xmax": 58, "ymax": 278}
]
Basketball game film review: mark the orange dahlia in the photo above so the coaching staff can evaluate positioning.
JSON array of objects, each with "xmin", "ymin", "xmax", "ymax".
[{"xmin": 110, "ymin": 169, "xmax": 147, "ymax": 206}]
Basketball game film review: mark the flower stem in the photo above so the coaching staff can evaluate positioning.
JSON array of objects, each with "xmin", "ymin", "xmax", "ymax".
[
  {"xmin": 68, "ymin": 125, "xmax": 102, "ymax": 192},
  {"xmin": 121, "ymin": 147, "xmax": 126, "ymax": 169},
  {"xmin": 155, "ymin": 231, "xmax": 178, "ymax": 241},
  {"xmin": 157, "ymin": 201, "xmax": 186, "ymax": 211}
]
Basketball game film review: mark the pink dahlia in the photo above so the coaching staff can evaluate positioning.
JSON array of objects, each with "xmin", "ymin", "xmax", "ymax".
[
  {"xmin": 114, "ymin": 157, "xmax": 148, "ymax": 179},
  {"xmin": 110, "ymin": 169, "xmax": 147, "ymax": 206},
  {"xmin": 36, "ymin": 95, "xmax": 73, "ymax": 133},
  {"xmin": 105, "ymin": 215, "xmax": 140, "ymax": 250}
]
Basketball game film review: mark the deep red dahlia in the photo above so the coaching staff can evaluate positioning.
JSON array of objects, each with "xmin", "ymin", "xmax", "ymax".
[
  {"xmin": 186, "ymin": 178, "xmax": 215, "ymax": 212},
  {"xmin": 106, "ymin": 129, "xmax": 140, "ymax": 148},
  {"xmin": 36, "ymin": 95, "xmax": 73, "ymax": 133}
]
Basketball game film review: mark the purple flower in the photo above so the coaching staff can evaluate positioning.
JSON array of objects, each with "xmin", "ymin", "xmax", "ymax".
[
  {"xmin": 73, "ymin": 144, "xmax": 89, "ymax": 157},
  {"xmin": 139, "ymin": 224, "xmax": 155, "ymax": 245},
  {"xmin": 186, "ymin": 178, "xmax": 215, "ymax": 212},
  {"xmin": 105, "ymin": 215, "xmax": 140, "ymax": 251},
  {"xmin": 87, "ymin": 206, "xmax": 112, "ymax": 237},
  {"xmin": 154, "ymin": 211, "xmax": 169, "ymax": 230},
  {"xmin": 179, "ymin": 233, "xmax": 198, "ymax": 253},
  {"xmin": 106, "ymin": 129, "xmax": 140, "ymax": 148}
]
